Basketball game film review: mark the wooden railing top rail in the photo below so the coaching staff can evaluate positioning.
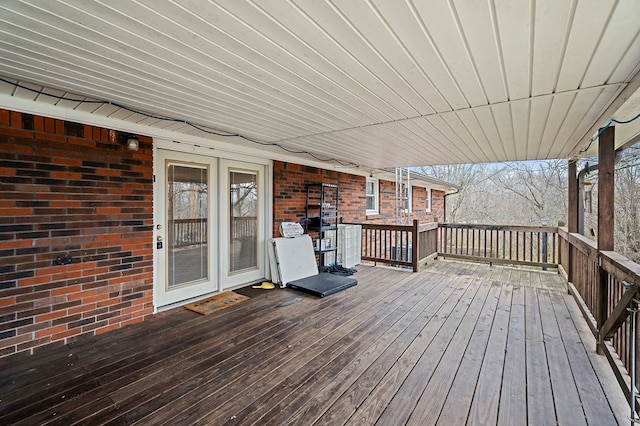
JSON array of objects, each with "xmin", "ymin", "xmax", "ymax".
[
  {"xmin": 173, "ymin": 218, "xmax": 207, "ymax": 223},
  {"xmin": 418, "ymin": 222, "xmax": 438, "ymax": 232},
  {"xmin": 567, "ymin": 231, "xmax": 599, "ymax": 259},
  {"xmin": 601, "ymin": 250, "xmax": 640, "ymax": 286},
  {"xmin": 557, "ymin": 226, "xmax": 569, "ymax": 239},
  {"xmin": 343, "ymin": 222, "xmax": 412, "ymax": 231},
  {"xmin": 345, "ymin": 221, "xmax": 437, "ymax": 232},
  {"xmin": 438, "ymin": 223, "xmax": 558, "ymax": 233}
]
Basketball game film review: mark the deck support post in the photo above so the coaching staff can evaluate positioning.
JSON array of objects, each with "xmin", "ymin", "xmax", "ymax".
[
  {"xmin": 596, "ymin": 126, "xmax": 615, "ymax": 355},
  {"xmin": 567, "ymin": 160, "xmax": 578, "ymax": 291},
  {"xmin": 412, "ymin": 219, "xmax": 419, "ymax": 272}
]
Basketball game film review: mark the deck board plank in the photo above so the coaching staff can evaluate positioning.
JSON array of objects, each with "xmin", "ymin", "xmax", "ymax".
[
  {"xmin": 538, "ymin": 289, "xmax": 588, "ymax": 425},
  {"xmin": 123, "ymin": 270, "xmax": 423, "ymax": 424},
  {"xmin": 403, "ymin": 281, "xmax": 494, "ymax": 425},
  {"xmin": 311, "ymin": 276, "xmax": 467, "ymax": 426},
  {"xmin": 373, "ymin": 280, "xmax": 482, "ymax": 425},
  {"xmin": 435, "ymin": 283, "xmax": 503, "ymax": 426},
  {"xmin": 286, "ymin": 278, "xmax": 478, "ymax": 426},
  {"xmin": 232, "ymin": 276, "xmax": 453, "ymax": 426},
  {"xmin": 550, "ymin": 290, "xmax": 619, "ymax": 426},
  {"xmin": 255, "ymin": 276, "xmax": 466, "ymax": 426},
  {"xmin": 0, "ymin": 261, "xmax": 629, "ymax": 426},
  {"xmin": 111, "ymin": 269, "xmax": 416, "ymax": 425},
  {"xmin": 497, "ymin": 286, "xmax": 527, "ymax": 426},
  {"xmin": 202, "ymin": 273, "xmax": 448, "ymax": 425},
  {"xmin": 524, "ymin": 287, "xmax": 557, "ymax": 425},
  {"xmin": 466, "ymin": 284, "xmax": 513, "ymax": 425},
  {"xmin": 562, "ymin": 285, "xmax": 630, "ymax": 425}
]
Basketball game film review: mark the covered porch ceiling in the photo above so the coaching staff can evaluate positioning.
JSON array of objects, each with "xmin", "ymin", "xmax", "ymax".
[{"xmin": 1, "ymin": 0, "xmax": 639, "ymax": 169}]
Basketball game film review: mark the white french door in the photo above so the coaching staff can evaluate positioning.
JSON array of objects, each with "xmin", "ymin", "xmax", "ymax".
[
  {"xmin": 156, "ymin": 150, "xmax": 218, "ymax": 307},
  {"xmin": 155, "ymin": 150, "xmax": 267, "ymax": 307},
  {"xmin": 219, "ymin": 159, "xmax": 265, "ymax": 289}
]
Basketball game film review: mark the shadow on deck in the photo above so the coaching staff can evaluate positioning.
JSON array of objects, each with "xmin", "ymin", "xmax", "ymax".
[{"xmin": 0, "ymin": 260, "xmax": 629, "ymax": 425}]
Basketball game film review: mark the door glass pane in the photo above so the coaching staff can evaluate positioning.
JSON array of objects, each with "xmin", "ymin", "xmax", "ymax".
[
  {"xmin": 167, "ymin": 163, "xmax": 208, "ymax": 288},
  {"xmin": 230, "ymin": 170, "xmax": 258, "ymax": 273}
]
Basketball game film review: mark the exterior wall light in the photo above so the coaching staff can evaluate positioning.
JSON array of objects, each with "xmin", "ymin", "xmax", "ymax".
[{"xmin": 126, "ymin": 136, "xmax": 139, "ymax": 151}]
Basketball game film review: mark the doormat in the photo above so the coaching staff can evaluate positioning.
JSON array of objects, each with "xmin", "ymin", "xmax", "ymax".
[{"xmin": 184, "ymin": 291, "xmax": 250, "ymax": 315}]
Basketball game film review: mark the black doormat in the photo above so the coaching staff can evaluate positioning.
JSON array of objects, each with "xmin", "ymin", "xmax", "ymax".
[{"xmin": 287, "ymin": 273, "xmax": 357, "ymax": 298}]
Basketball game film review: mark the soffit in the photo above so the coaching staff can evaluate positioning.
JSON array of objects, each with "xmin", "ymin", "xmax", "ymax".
[{"xmin": 0, "ymin": 0, "xmax": 639, "ymax": 168}]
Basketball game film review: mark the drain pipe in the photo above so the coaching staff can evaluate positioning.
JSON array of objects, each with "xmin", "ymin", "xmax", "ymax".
[
  {"xmin": 576, "ymin": 151, "xmax": 623, "ymax": 235},
  {"xmin": 443, "ymin": 187, "xmax": 460, "ymax": 223},
  {"xmin": 577, "ymin": 162, "xmax": 598, "ymax": 236}
]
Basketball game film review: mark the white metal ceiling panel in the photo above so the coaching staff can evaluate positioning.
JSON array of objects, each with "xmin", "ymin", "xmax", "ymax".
[
  {"xmin": 452, "ymin": 0, "xmax": 507, "ymax": 105},
  {"xmin": 452, "ymin": 109, "xmax": 494, "ymax": 164},
  {"xmin": 494, "ymin": 0, "xmax": 531, "ymax": 101},
  {"xmin": 473, "ymin": 105, "xmax": 508, "ymax": 162},
  {"xmin": 510, "ymin": 99, "xmax": 531, "ymax": 160},
  {"xmin": 527, "ymin": 95, "xmax": 553, "ymax": 159},
  {"xmin": 530, "ymin": 0, "xmax": 574, "ymax": 96},
  {"xmin": 555, "ymin": 0, "xmax": 615, "ymax": 92},
  {"xmin": 372, "ymin": 0, "xmax": 467, "ymax": 111},
  {"xmin": 581, "ymin": 0, "xmax": 640, "ymax": 87},
  {"xmin": 411, "ymin": 0, "xmax": 488, "ymax": 108},
  {"xmin": 0, "ymin": 0, "xmax": 638, "ymax": 169}
]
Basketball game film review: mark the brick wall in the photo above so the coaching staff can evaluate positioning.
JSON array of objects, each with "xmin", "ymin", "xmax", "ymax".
[
  {"xmin": 412, "ymin": 186, "xmax": 444, "ymax": 222},
  {"xmin": 0, "ymin": 109, "xmax": 154, "ymax": 359},
  {"xmin": 273, "ymin": 161, "xmax": 365, "ymax": 236},
  {"xmin": 273, "ymin": 161, "xmax": 444, "ymax": 236}
]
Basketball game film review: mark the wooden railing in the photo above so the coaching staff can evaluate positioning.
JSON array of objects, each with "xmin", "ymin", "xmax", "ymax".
[
  {"xmin": 172, "ymin": 217, "xmax": 256, "ymax": 248},
  {"xmin": 355, "ymin": 220, "xmax": 639, "ymax": 404},
  {"xmin": 172, "ymin": 218, "xmax": 207, "ymax": 248},
  {"xmin": 558, "ymin": 228, "xmax": 640, "ymax": 407},
  {"xmin": 232, "ymin": 216, "xmax": 257, "ymax": 240},
  {"xmin": 357, "ymin": 220, "xmax": 438, "ymax": 272},
  {"xmin": 438, "ymin": 223, "xmax": 558, "ymax": 268}
]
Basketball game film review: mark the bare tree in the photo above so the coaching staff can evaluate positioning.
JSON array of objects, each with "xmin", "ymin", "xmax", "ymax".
[
  {"xmin": 421, "ymin": 160, "xmax": 567, "ymax": 226},
  {"xmin": 419, "ymin": 163, "xmax": 493, "ymax": 223},
  {"xmin": 421, "ymin": 151, "xmax": 639, "ymax": 263},
  {"xmin": 492, "ymin": 160, "xmax": 568, "ymax": 225}
]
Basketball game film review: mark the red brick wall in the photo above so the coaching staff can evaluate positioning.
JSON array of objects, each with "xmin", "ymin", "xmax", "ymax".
[
  {"xmin": 412, "ymin": 187, "xmax": 444, "ymax": 222},
  {"xmin": 0, "ymin": 109, "xmax": 154, "ymax": 359},
  {"xmin": 273, "ymin": 161, "xmax": 444, "ymax": 236},
  {"xmin": 273, "ymin": 161, "xmax": 365, "ymax": 236}
]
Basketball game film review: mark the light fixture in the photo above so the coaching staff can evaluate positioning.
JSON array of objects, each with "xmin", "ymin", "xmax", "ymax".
[
  {"xmin": 581, "ymin": 181, "xmax": 593, "ymax": 213},
  {"xmin": 126, "ymin": 136, "xmax": 139, "ymax": 151}
]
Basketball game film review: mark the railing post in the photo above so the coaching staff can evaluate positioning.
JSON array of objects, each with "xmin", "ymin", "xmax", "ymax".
[
  {"xmin": 597, "ymin": 126, "xmax": 615, "ymax": 355},
  {"xmin": 567, "ymin": 160, "xmax": 577, "ymax": 289},
  {"xmin": 412, "ymin": 219, "xmax": 419, "ymax": 272}
]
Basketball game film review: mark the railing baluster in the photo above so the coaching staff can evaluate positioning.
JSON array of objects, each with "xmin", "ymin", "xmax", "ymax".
[{"xmin": 433, "ymin": 224, "xmax": 559, "ymax": 269}]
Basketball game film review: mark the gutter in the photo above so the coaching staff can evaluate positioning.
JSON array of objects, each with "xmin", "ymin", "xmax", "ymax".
[{"xmin": 443, "ymin": 186, "xmax": 460, "ymax": 223}]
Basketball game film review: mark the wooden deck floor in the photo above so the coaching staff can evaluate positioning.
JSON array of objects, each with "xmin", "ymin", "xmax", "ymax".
[{"xmin": 0, "ymin": 260, "xmax": 629, "ymax": 425}]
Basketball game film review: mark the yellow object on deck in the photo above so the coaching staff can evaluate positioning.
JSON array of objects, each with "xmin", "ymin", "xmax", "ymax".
[{"xmin": 252, "ymin": 282, "xmax": 275, "ymax": 289}]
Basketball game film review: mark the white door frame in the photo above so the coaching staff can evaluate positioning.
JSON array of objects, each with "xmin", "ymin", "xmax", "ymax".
[
  {"xmin": 152, "ymin": 139, "xmax": 273, "ymax": 311},
  {"xmin": 219, "ymin": 159, "xmax": 267, "ymax": 289},
  {"xmin": 154, "ymin": 149, "xmax": 218, "ymax": 308}
]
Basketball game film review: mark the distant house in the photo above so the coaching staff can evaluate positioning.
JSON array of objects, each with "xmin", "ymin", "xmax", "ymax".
[{"xmin": 273, "ymin": 161, "xmax": 459, "ymax": 234}]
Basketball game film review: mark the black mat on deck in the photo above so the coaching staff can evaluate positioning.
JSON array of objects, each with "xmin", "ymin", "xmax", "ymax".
[{"xmin": 286, "ymin": 272, "xmax": 357, "ymax": 298}]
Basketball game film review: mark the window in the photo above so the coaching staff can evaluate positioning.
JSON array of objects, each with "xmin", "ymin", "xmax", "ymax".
[
  {"xmin": 425, "ymin": 188, "xmax": 432, "ymax": 212},
  {"xmin": 404, "ymin": 185, "xmax": 412, "ymax": 213},
  {"xmin": 366, "ymin": 178, "xmax": 379, "ymax": 215}
]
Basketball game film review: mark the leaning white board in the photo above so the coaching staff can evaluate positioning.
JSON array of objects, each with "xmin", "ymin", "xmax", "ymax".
[{"xmin": 271, "ymin": 236, "xmax": 318, "ymax": 287}]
